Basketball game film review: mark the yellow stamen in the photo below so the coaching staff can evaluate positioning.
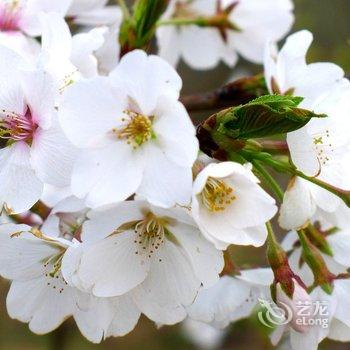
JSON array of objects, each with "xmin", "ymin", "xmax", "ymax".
[
  {"xmin": 114, "ymin": 110, "xmax": 154, "ymax": 149},
  {"xmin": 201, "ymin": 177, "xmax": 236, "ymax": 212}
]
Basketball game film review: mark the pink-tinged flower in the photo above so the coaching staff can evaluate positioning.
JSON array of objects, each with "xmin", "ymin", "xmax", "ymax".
[
  {"xmin": 276, "ymin": 278, "xmax": 312, "ymax": 333},
  {"xmin": 0, "ymin": 0, "xmax": 71, "ymax": 63},
  {"xmin": 0, "ymin": 46, "xmax": 77, "ymax": 214},
  {"xmin": 0, "ymin": 0, "xmax": 71, "ymax": 36},
  {"xmin": 272, "ymin": 279, "xmax": 350, "ymax": 350}
]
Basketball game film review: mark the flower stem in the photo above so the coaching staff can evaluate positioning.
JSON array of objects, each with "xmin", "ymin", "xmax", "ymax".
[
  {"xmin": 157, "ymin": 17, "xmax": 208, "ymax": 26},
  {"xmin": 251, "ymin": 159, "xmax": 284, "ymax": 202},
  {"xmin": 240, "ymin": 150, "xmax": 350, "ymax": 208},
  {"xmin": 297, "ymin": 229, "xmax": 334, "ymax": 294}
]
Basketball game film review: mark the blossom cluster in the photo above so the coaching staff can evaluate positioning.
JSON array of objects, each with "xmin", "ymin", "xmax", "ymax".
[{"xmin": 0, "ymin": 1, "xmax": 349, "ymax": 349}]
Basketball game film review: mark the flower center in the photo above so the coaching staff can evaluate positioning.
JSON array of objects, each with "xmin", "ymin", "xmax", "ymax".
[
  {"xmin": 0, "ymin": 107, "xmax": 37, "ymax": 147},
  {"xmin": 114, "ymin": 110, "xmax": 154, "ymax": 149},
  {"xmin": 201, "ymin": 177, "xmax": 236, "ymax": 212},
  {"xmin": 132, "ymin": 212, "xmax": 167, "ymax": 258},
  {"xmin": 43, "ymin": 253, "xmax": 69, "ymax": 294},
  {"xmin": 312, "ymin": 129, "xmax": 334, "ymax": 168},
  {"xmin": 0, "ymin": 0, "xmax": 22, "ymax": 31}
]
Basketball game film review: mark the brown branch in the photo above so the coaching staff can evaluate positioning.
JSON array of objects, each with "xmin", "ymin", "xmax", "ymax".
[
  {"xmin": 180, "ymin": 75, "xmax": 268, "ymax": 112},
  {"xmin": 30, "ymin": 200, "xmax": 51, "ymax": 221}
]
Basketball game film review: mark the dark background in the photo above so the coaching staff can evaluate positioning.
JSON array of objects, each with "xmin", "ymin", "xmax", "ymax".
[{"xmin": 1, "ymin": 1, "xmax": 350, "ymax": 349}]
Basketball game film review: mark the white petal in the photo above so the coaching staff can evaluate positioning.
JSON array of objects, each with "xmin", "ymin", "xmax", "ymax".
[
  {"xmin": 30, "ymin": 117, "xmax": 78, "ymax": 187},
  {"xmin": 153, "ymin": 97, "xmax": 198, "ymax": 167},
  {"xmin": 132, "ymin": 240, "xmax": 200, "ymax": 324},
  {"xmin": 334, "ymin": 279, "xmax": 350, "ymax": 327},
  {"xmin": 21, "ymin": 0, "xmax": 71, "ymax": 36},
  {"xmin": 81, "ymin": 201, "xmax": 144, "ymax": 243},
  {"xmin": 179, "ymin": 27, "xmax": 225, "ymax": 70},
  {"xmin": 0, "ymin": 224, "xmax": 57, "ymax": 280},
  {"xmin": 290, "ymin": 328, "xmax": 320, "ymax": 350},
  {"xmin": 279, "ymin": 177, "xmax": 316, "ymax": 230},
  {"xmin": 71, "ymin": 142, "xmax": 144, "ymax": 207},
  {"xmin": 0, "ymin": 46, "xmax": 26, "ymax": 115},
  {"xmin": 156, "ymin": 26, "xmax": 181, "ymax": 67},
  {"xmin": 40, "ymin": 12, "xmax": 72, "ymax": 61},
  {"xmin": 71, "ymin": 27, "xmax": 106, "ymax": 78},
  {"xmin": 109, "ymin": 50, "xmax": 182, "ymax": 115},
  {"xmin": 59, "ymin": 77, "xmax": 127, "ymax": 148},
  {"xmin": 327, "ymin": 230, "xmax": 350, "ymax": 267},
  {"xmin": 137, "ymin": 146, "xmax": 193, "ymax": 207},
  {"xmin": 105, "ymin": 295, "xmax": 140, "ymax": 337},
  {"xmin": 187, "ymin": 276, "xmax": 251, "ymax": 326},
  {"xmin": 0, "ymin": 143, "xmax": 43, "ymax": 214},
  {"xmin": 74, "ymin": 6, "xmax": 121, "ymax": 26},
  {"xmin": 74, "ymin": 296, "xmax": 115, "ymax": 343},
  {"xmin": 78, "ymin": 230, "xmax": 149, "ymax": 297},
  {"xmin": 7, "ymin": 275, "xmax": 77, "ymax": 334},
  {"xmin": 171, "ymin": 222, "xmax": 223, "ymax": 287},
  {"xmin": 328, "ymin": 319, "xmax": 350, "ymax": 342}
]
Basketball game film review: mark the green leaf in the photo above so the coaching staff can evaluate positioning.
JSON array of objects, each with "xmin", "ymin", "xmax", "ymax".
[{"xmin": 217, "ymin": 94, "xmax": 326, "ymax": 140}]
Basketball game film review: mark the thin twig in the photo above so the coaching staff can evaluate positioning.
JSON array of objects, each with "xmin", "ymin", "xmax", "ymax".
[{"xmin": 180, "ymin": 75, "xmax": 268, "ymax": 112}]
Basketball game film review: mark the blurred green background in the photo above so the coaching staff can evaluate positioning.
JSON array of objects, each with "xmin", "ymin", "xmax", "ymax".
[{"xmin": 1, "ymin": 1, "xmax": 350, "ymax": 349}]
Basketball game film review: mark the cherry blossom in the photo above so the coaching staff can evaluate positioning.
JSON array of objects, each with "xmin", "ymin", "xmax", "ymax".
[
  {"xmin": 157, "ymin": 0, "xmax": 294, "ymax": 69},
  {"xmin": 59, "ymin": 49, "xmax": 198, "ymax": 208},
  {"xmin": 192, "ymin": 161, "xmax": 277, "ymax": 249},
  {"xmin": 65, "ymin": 200, "xmax": 223, "ymax": 325},
  {"xmin": 0, "ymin": 46, "xmax": 76, "ymax": 213}
]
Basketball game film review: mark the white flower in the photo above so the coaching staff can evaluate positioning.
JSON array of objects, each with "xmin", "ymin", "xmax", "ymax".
[
  {"xmin": 0, "ymin": 220, "xmax": 140, "ymax": 342},
  {"xmin": 0, "ymin": 46, "xmax": 77, "ymax": 213},
  {"xmin": 192, "ymin": 161, "xmax": 277, "ymax": 249},
  {"xmin": 187, "ymin": 268, "xmax": 273, "ymax": 328},
  {"xmin": 39, "ymin": 12, "xmax": 107, "ymax": 95},
  {"xmin": 279, "ymin": 177, "xmax": 350, "ymax": 231},
  {"xmin": 265, "ymin": 30, "xmax": 350, "ymax": 230},
  {"xmin": 264, "ymin": 30, "xmax": 347, "ymax": 109},
  {"xmin": 0, "ymin": 223, "xmax": 81, "ymax": 334},
  {"xmin": 157, "ymin": 0, "xmax": 294, "ymax": 70},
  {"xmin": 67, "ymin": 0, "xmax": 121, "ymax": 27},
  {"xmin": 59, "ymin": 49, "xmax": 198, "ymax": 208},
  {"xmin": 0, "ymin": 0, "xmax": 73, "ymax": 65},
  {"xmin": 67, "ymin": 200, "xmax": 223, "ymax": 325}
]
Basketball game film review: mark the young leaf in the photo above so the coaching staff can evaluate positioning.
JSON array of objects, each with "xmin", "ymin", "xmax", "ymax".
[
  {"xmin": 120, "ymin": 0, "xmax": 169, "ymax": 54},
  {"xmin": 217, "ymin": 94, "xmax": 326, "ymax": 139}
]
